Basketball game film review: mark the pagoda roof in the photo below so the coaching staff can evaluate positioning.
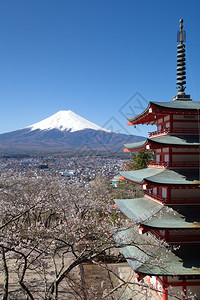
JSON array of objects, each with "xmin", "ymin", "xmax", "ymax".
[
  {"xmin": 120, "ymin": 168, "xmax": 200, "ymax": 185},
  {"xmin": 125, "ymin": 135, "xmax": 200, "ymax": 151},
  {"xmin": 114, "ymin": 197, "xmax": 200, "ymax": 229},
  {"xmin": 127, "ymin": 100, "xmax": 200, "ymax": 125},
  {"xmin": 152, "ymin": 100, "xmax": 200, "ymax": 110},
  {"xmin": 114, "ymin": 227, "xmax": 200, "ymax": 276}
]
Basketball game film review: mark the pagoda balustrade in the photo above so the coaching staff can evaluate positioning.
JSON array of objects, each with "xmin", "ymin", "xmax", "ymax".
[
  {"xmin": 148, "ymin": 128, "xmax": 170, "ymax": 138},
  {"xmin": 149, "ymin": 127, "xmax": 199, "ymax": 138},
  {"xmin": 151, "ymin": 229, "xmax": 200, "ymax": 243},
  {"xmin": 147, "ymin": 161, "xmax": 168, "ymax": 168},
  {"xmin": 168, "ymin": 196, "xmax": 200, "ymax": 205},
  {"xmin": 171, "ymin": 128, "xmax": 199, "ymax": 134},
  {"xmin": 144, "ymin": 190, "xmax": 200, "ymax": 205},
  {"xmin": 147, "ymin": 160, "xmax": 199, "ymax": 168},
  {"xmin": 167, "ymin": 234, "xmax": 200, "ymax": 243},
  {"xmin": 144, "ymin": 190, "xmax": 167, "ymax": 203},
  {"xmin": 171, "ymin": 161, "xmax": 199, "ymax": 167}
]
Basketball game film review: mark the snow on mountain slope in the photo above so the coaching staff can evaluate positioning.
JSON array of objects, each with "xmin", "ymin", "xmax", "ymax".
[{"xmin": 27, "ymin": 110, "xmax": 110, "ymax": 133}]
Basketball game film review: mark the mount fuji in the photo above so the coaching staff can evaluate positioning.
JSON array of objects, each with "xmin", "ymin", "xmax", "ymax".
[
  {"xmin": 0, "ymin": 110, "xmax": 144, "ymax": 156},
  {"xmin": 26, "ymin": 110, "xmax": 111, "ymax": 133}
]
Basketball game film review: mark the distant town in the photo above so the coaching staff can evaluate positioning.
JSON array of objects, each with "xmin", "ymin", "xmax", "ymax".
[{"xmin": 0, "ymin": 155, "xmax": 127, "ymax": 186}]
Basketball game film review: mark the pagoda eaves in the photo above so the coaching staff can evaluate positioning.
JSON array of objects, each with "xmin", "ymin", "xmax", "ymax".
[
  {"xmin": 120, "ymin": 169, "xmax": 200, "ymax": 185},
  {"xmin": 115, "ymin": 198, "xmax": 200, "ymax": 229},
  {"xmin": 124, "ymin": 135, "xmax": 200, "ymax": 152},
  {"xmin": 127, "ymin": 100, "xmax": 200, "ymax": 126},
  {"xmin": 115, "ymin": 227, "xmax": 200, "ymax": 276}
]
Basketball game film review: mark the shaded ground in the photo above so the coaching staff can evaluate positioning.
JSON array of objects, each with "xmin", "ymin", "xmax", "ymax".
[{"xmin": 0, "ymin": 257, "xmax": 160, "ymax": 299}]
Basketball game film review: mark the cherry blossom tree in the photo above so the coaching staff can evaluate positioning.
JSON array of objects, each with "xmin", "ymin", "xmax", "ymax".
[
  {"xmin": 0, "ymin": 171, "xmax": 125, "ymax": 299},
  {"xmin": 0, "ymin": 171, "xmax": 186, "ymax": 300}
]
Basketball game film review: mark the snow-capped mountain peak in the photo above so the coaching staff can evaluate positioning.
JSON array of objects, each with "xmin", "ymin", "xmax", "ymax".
[{"xmin": 27, "ymin": 110, "xmax": 110, "ymax": 133}]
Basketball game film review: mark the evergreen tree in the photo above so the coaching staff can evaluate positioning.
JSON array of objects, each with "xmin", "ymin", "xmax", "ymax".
[{"xmin": 126, "ymin": 151, "xmax": 155, "ymax": 170}]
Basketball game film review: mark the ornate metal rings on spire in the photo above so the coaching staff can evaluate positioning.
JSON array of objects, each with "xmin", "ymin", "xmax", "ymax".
[{"xmin": 176, "ymin": 19, "xmax": 186, "ymax": 94}]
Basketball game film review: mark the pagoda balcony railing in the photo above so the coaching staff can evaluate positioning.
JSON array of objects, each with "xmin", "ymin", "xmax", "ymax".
[
  {"xmin": 147, "ymin": 161, "xmax": 167, "ymax": 168},
  {"xmin": 170, "ymin": 128, "xmax": 199, "ymax": 134},
  {"xmin": 144, "ymin": 190, "xmax": 166, "ymax": 203},
  {"xmin": 153, "ymin": 233, "xmax": 200, "ymax": 243},
  {"xmin": 148, "ymin": 128, "xmax": 169, "ymax": 137},
  {"xmin": 167, "ymin": 235, "xmax": 200, "ymax": 243},
  {"xmin": 147, "ymin": 160, "xmax": 199, "ymax": 168},
  {"xmin": 145, "ymin": 191, "xmax": 200, "ymax": 204},
  {"xmin": 148, "ymin": 127, "xmax": 199, "ymax": 137},
  {"xmin": 170, "ymin": 161, "xmax": 199, "ymax": 167},
  {"xmin": 169, "ymin": 197, "xmax": 200, "ymax": 205}
]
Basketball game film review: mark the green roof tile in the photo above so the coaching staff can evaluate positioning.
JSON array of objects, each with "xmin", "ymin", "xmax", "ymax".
[
  {"xmin": 125, "ymin": 140, "xmax": 147, "ymax": 150},
  {"xmin": 120, "ymin": 168, "xmax": 200, "ymax": 185},
  {"xmin": 127, "ymin": 100, "xmax": 200, "ymax": 122},
  {"xmin": 153, "ymin": 100, "xmax": 200, "ymax": 110},
  {"xmin": 115, "ymin": 197, "xmax": 200, "ymax": 228},
  {"xmin": 114, "ymin": 227, "xmax": 200, "ymax": 276},
  {"xmin": 125, "ymin": 135, "xmax": 200, "ymax": 150}
]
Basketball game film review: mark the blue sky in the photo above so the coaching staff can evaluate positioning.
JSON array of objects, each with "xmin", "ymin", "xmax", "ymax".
[{"xmin": 0, "ymin": 0, "xmax": 200, "ymax": 137}]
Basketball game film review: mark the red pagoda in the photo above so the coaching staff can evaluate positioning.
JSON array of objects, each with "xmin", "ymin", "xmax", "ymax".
[{"xmin": 115, "ymin": 19, "xmax": 200, "ymax": 300}]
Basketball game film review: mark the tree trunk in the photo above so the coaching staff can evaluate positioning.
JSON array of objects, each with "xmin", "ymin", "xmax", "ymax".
[
  {"xmin": 79, "ymin": 263, "xmax": 87, "ymax": 300},
  {"xmin": 19, "ymin": 256, "xmax": 35, "ymax": 300},
  {"xmin": 1, "ymin": 247, "xmax": 9, "ymax": 300}
]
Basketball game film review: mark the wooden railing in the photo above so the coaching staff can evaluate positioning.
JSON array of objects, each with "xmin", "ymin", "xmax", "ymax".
[
  {"xmin": 148, "ymin": 128, "xmax": 169, "ymax": 137},
  {"xmin": 169, "ymin": 197, "xmax": 200, "ymax": 205},
  {"xmin": 167, "ymin": 235, "xmax": 200, "ymax": 243},
  {"xmin": 147, "ymin": 161, "xmax": 168, "ymax": 168},
  {"xmin": 171, "ymin": 161, "xmax": 199, "ymax": 167},
  {"xmin": 148, "ymin": 127, "xmax": 199, "ymax": 137},
  {"xmin": 171, "ymin": 128, "xmax": 199, "ymax": 134},
  {"xmin": 150, "ymin": 230, "xmax": 200, "ymax": 244},
  {"xmin": 144, "ymin": 190, "xmax": 166, "ymax": 203},
  {"xmin": 144, "ymin": 190, "xmax": 200, "ymax": 204},
  {"xmin": 147, "ymin": 161, "xmax": 199, "ymax": 168},
  {"xmin": 144, "ymin": 191, "xmax": 200, "ymax": 205}
]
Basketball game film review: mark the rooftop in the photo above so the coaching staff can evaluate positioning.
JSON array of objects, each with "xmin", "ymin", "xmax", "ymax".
[
  {"xmin": 124, "ymin": 135, "xmax": 200, "ymax": 151},
  {"xmin": 115, "ymin": 197, "xmax": 200, "ymax": 229},
  {"xmin": 120, "ymin": 168, "xmax": 200, "ymax": 185},
  {"xmin": 127, "ymin": 100, "xmax": 200, "ymax": 125},
  {"xmin": 114, "ymin": 227, "xmax": 200, "ymax": 276}
]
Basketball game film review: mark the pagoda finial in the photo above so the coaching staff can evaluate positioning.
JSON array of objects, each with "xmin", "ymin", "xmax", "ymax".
[
  {"xmin": 176, "ymin": 19, "xmax": 186, "ymax": 94},
  {"xmin": 178, "ymin": 18, "xmax": 184, "ymax": 44},
  {"xmin": 173, "ymin": 19, "xmax": 191, "ymax": 101}
]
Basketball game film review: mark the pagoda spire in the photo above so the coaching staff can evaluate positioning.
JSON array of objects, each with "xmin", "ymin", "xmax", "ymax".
[
  {"xmin": 173, "ymin": 19, "xmax": 191, "ymax": 101},
  {"xmin": 176, "ymin": 19, "xmax": 186, "ymax": 94}
]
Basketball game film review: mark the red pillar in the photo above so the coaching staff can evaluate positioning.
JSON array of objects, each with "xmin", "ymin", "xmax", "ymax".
[
  {"xmin": 182, "ymin": 280, "xmax": 187, "ymax": 300},
  {"xmin": 163, "ymin": 276, "xmax": 168, "ymax": 300}
]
